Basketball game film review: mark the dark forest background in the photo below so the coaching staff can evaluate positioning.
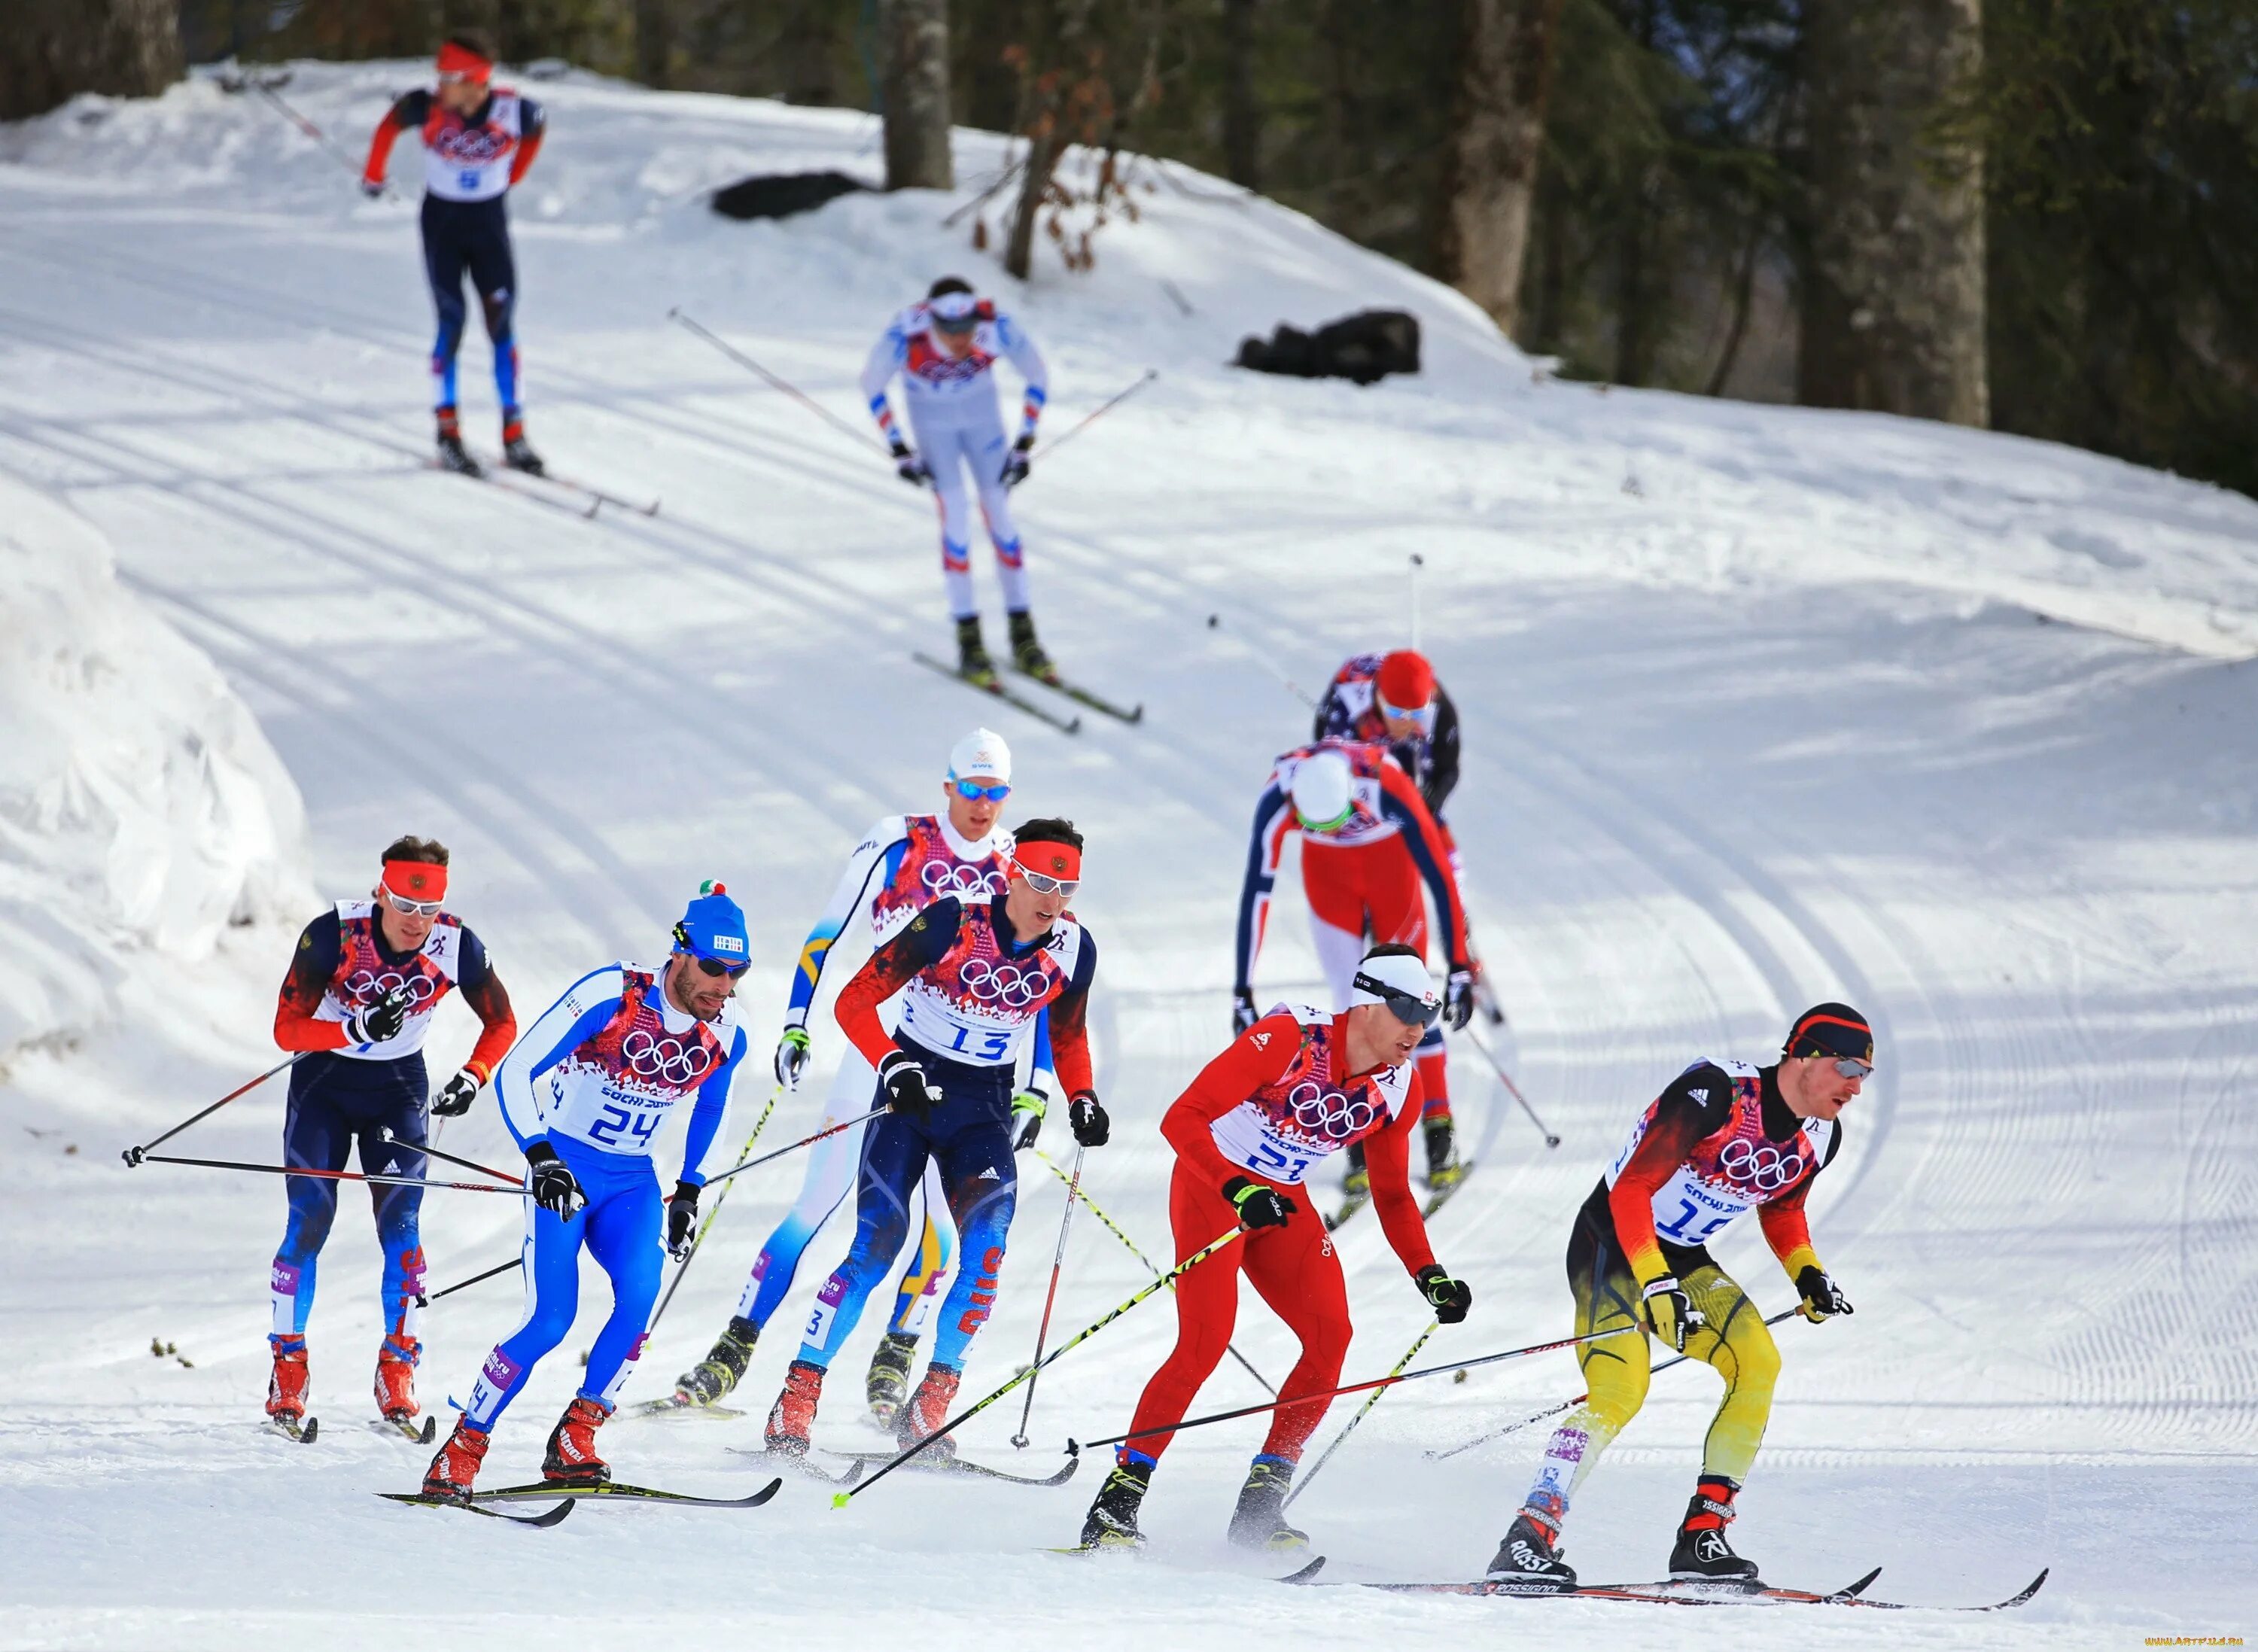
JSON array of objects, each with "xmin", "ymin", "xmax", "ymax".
[{"xmin": 6, "ymin": 0, "xmax": 2255, "ymax": 496}]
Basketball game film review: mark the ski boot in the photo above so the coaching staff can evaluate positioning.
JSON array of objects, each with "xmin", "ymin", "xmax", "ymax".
[
  {"xmin": 674, "ymin": 1315, "xmax": 758, "ymax": 1407},
  {"xmin": 374, "ymin": 1338, "xmax": 418, "ymax": 1424},
  {"xmin": 866, "ymin": 1330, "xmax": 918, "ymax": 1426},
  {"xmin": 1340, "ymin": 1144, "xmax": 1370, "ymax": 1203},
  {"xmin": 266, "ymin": 1338, "xmax": 309, "ymax": 1425},
  {"xmin": 1008, "ymin": 610, "xmax": 1060, "ymax": 684},
  {"xmin": 1226, "ymin": 1453, "xmax": 1310, "ymax": 1552},
  {"xmin": 1078, "ymin": 1455, "xmax": 1153, "ymax": 1550},
  {"xmin": 1485, "ymin": 1511, "xmax": 1578, "ymax": 1590},
  {"xmin": 541, "ymin": 1395, "xmax": 613, "ymax": 1486},
  {"xmin": 896, "ymin": 1363, "xmax": 961, "ymax": 1458},
  {"xmin": 501, "ymin": 413, "xmax": 546, "ymax": 477},
  {"xmin": 955, "ymin": 616, "xmax": 997, "ymax": 686},
  {"xmin": 434, "ymin": 406, "xmax": 482, "ymax": 476},
  {"xmin": 1668, "ymin": 1477, "xmax": 1760, "ymax": 1586},
  {"xmin": 765, "ymin": 1359, "xmax": 824, "ymax": 1456},
  {"xmin": 421, "ymin": 1416, "xmax": 490, "ymax": 1503},
  {"xmin": 1423, "ymin": 1114, "xmax": 1464, "ymax": 1192}
]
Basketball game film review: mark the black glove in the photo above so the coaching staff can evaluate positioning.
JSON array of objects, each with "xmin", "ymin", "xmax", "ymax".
[
  {"xmin": 667, "ymin": 1180, "xmax": 701, "ymax": 1261},
  {"xmin": 1444, "ymin": 966, "xmax": 1476, "ymax": 1033},
  {"xmin": 1012, "ymin": 1087, "xmax": 1048, "ymax": 1151},
  {"xmin": 358, "ymin": 178, "xmax": 385, "ymax": 199},
  {"xmin": 1415, "ymin": 1264, "xmax": 1472, "ymax": 1324},
  {"xmin": 346, "ymin": 985, "xmax": 413, "ymax": 1046},
  {"xmin": 1068, "ymin": 1091, "xmax": 1109, "ymax": 1147},
  {"xmin": 890, "ymin": 437, "xmax": 928, "ymax": 485},
  {"xmin": 525, "ymin": 1141, "xmax": 585, "ymax": 1219},
  {"xmin": 431, "ymin": 1066, "xmax": 480, "ymax": 1118},
  {"xmin": 774, "ymin": 1026, "xmax": 811, "ymax": 1090},
  {"xmin": 879, "ymin": 1049, "xmax": 939, "ymax": 1119},
  {"xmin": 1640, "ymin": 1274, "xmax": 1705, "ymax": 1352},
  {"xmin": 1796, "ymin": 1264, "xmax": 1853, "ymax": 1322},
  {"xmin": 1000, "ymin": 431, "xmax": 1033, "ymax": 488},
  {"xmin": 1223, "ymin": 1175, "xmax": 1296, "ymax": 1231},
  {"xmin": 1231, "ymin": 986, "xmax": 1259, "ymax": 1036}
]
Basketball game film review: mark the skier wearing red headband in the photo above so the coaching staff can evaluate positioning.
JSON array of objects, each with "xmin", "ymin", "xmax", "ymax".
[
  {"xmin": 361, "ymin": 34, "xmax": 549, "ymax": 478},
  {"xmin": 263, "ymin": 835, "xmax": 516, "ymax": 1440}
]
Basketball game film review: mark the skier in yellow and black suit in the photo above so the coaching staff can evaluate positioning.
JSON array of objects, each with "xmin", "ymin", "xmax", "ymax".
[{"xmin": 1482, "ymin": 1003, "xmax": 1873, "ymax": 1590}]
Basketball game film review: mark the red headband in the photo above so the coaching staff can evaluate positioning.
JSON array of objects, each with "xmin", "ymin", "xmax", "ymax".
[
  {"xmin": 1014, "ymin": 842, "xmax": 1082, "ymax": 882},
  {"xmin": 437, "ymin": 41, "xmax": 493, "ymax": 83},
  {"xmin": 382, "ymin": 859, "xmax": 449, "ymax": 901}
]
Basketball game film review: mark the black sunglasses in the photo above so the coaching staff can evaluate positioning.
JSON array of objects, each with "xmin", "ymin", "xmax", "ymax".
[
  {"xmin": 693, "ymin": 955, "xmax": 748, "ymax": 980},
  {"xmin": 1353, "ymin": 971, "xmax": 1440, "ymax": 1029}
]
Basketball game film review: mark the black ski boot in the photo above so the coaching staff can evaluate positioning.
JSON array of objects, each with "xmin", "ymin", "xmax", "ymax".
[
  {"xmin": 1340, "ymin": 1143, "xmax": 1370, "ymax": 1200},
  {"xmin": 1485, "ymin": 1511, "xmax": 1578, "ymax": 1590},
  {"xmin": 435, "ymin": 407, "xmax": 482, "ymax": 477},
  {"xmin": 956, "ymin": 616, "xmax": 998, "ymax": 686},
  {"xmin": 1424, "ymin": 1115, "xmax": 1464, "ymax": 1191},
  {"xmin": 866, "ymin": 1330, "xmax": 918, "ymax": 1426},
  {"xmin": 1078, "ymin": 1456, "xmax": 1152, "ymax": 1550},
  {"xmin": 1668, "ymin": 1477, "xmax": 1760, "ymax": 1586},
  {"xmin": 674, "ymin": 1315, "xmax": 757, "ymax": 1407},
  {"xmin": 1226, "ymin": 1454, "xmax": 1310, "ymax": 1552},
  {"xmin": 502, "ymin": 421, "xmax": 546, "ymax": 476},
  {"xmin": 1008, "ymin": 610, "xmax": 1059, "ymax": 683}
]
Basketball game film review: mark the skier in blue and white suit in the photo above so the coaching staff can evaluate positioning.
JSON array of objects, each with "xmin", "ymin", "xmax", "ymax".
[
  {"xmin": 420, "ymin": 883, "xmax": 752, "ymax": 1501},
  {"xmin": 863, "ymin": 275, "xmax": 1057, "ymax": 684}
]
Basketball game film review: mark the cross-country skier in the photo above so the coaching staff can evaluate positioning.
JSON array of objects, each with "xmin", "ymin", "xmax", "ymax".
[
  {"xmin": 360, "ymin": 33, "xmax": 548, "ymax": 479},
  {"xmin": 861, "ymin": 276, "xmax": 1056, "ymax": 686},
  {"xmin": 761, "ymin": 820, "xmax": 1108, "ymax": 1458},
  {"xmin": 266, "ymin": 835, "xmax": 516, "ymax": 1434},
  {"xmin": 1483, "ymin": 1003, "xmax": 1870, "ymax": 1589},
  {"xmin": 671, "ymin": 729, "xmax": 1058, "ymax": 1424},
  {"xmin": 1077, "ymin": 945, "xmax": 1473, "ymax": 1552},
  {"xmin": 420, "ymin": 884, "xmax": 752, "ymax": 1498},
  {"xmin": 1234, "ymin": 741, "xmax": 1476, "ymax": 1198}
]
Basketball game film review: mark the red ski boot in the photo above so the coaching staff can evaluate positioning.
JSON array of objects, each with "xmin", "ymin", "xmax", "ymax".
[
  {"xmin": 765, "ymin": 1360, "xmax": 825, "ymax": 1456},
  {"xmin": 266, "ymin": 1340, "xmax": 309, "ymax": 1425},
  {"xmin": 542, "ymin": 1395, "xmax": 613, "ymax": 1486},
  {"xmin": 896, "ymin": 1363, "xmax": 961, "ymax": 1458},
  {"xmin": 421, "ymin": 1417, "xmax": 490, "ymax": 1503},
  {"xmin": 374, "ymin": 1340, "xmax": 418, "ymax": 1425}
]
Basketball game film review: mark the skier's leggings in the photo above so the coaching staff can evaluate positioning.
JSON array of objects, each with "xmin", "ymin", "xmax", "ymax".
[
  {"xmin": 1302, "ymin": 835, "xmax": 1450, "ymax": 1120},
  {"xmin": 906, "ymin": 402, "xmax": 1026, "ymax": 620},
  {"xmin": 1121, "ymin": 1161, "xmax": 1352, "ymax": 1468},
  {"xmin": 1520, "ymin": 1212, "xmax": 1780, "ymax": 1531},
  {"xmin": 269, "ymin": 1050, "xmax": 428, "ymax": 1360},
  {"xmin": 463, "ymin": 1137, "xmax": 662, "ymax": 1429},
  {"xmin": 421, "ymin": 193, "xmax": 519, "ymax": 415}
]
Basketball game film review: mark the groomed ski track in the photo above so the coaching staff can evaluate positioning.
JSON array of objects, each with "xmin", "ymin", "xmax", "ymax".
[{"xmin": 2, "ymin": 61, "xmax": 2255, "ymax": 1651}]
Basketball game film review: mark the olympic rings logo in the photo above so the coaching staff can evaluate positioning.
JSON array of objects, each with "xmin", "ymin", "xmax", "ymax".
[
  {"xmin": 921, "ymin": 860, "xmax": 1006, "ymax": 898},
  {"xmin": 1716, "ymin": 1138, "xmax": 1803, "ymax": 1192},
  {"xmin": 1289, "ymin": 1080, "xmax": 1377, "ymax": 1142},
  {"xmin": 622, "ymin": 1029, "xmax": 714, "ymax": 1085},
  {"xmin": 959, "ymin": 957, "xmax": 1048, "ymax": 1009},
  {"xmin": 345, "ymin": 969, "xmax": 440, "ymax": 1008}
]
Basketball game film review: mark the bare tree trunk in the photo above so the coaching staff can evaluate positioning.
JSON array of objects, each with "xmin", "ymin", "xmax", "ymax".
[
  {"xmin": 0, "ymin": 0, "xmax": 179, "ymax": 120},
  {"xmin": 882, "ymin": 0, "xmax": 954, "ymax": 189},
  {"xmin": 1800, "ymin": 0, "xmax": 1987, "ymax": 425},
  {"xmin": 1435, "ymin": 0, "xmax": 1567, "ymax": 336},
  {"xmin": 1003, "ymin": 0, "xmax": 1093, "ymax": 281},
  {"xmin": 1222, "ymin": 0, "xmax": 1261, "ymax": 190}
]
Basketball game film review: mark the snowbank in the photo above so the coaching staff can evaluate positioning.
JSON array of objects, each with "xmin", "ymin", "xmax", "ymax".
[{"xmin": 0, "ymin": 473, "xmax": 312, "ymax": 1058}]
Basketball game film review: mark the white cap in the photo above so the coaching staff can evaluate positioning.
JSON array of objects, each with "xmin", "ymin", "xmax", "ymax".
[
  {"xmin": 949, "ymin": 727, "xmax": 1012, "ymax": 783},
  {"xmin": 1289, "ymin": 750, "xmax": 1354, "ymax": 832},
  {"xmin": 930, "ymin": 290, "xmax": 979, "ymax": 325},
  {"xmin": 1350, "ymin": 948, "xmax": 1439, "ymax": 1015}
]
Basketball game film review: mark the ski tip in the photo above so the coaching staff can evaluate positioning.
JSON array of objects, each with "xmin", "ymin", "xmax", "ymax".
[
  {"xmin": 748, "ymin": 1477, "xmax": 785, "ymax": 1505},
  {"xmin": 300, "ymin": 1417, "xmax": 319, "ymax": 1444},
  {"xmin": 2001, "ymin": 1568, "xmax": 2050, "ymax": 1608},
  {"xmin": 1836, "ymin": 1566, "xmax": 1884, "ymax": 1599},
  {"xmin": 418, "ymin": 1416, "xmax": 437, "ymax": 1444},
  {"xmin": 1279, "ymin": 1556, "xmax": 1328, "ymax": 1584},
  {"xmin": 1041, "ymin": 1456, "xmax": 1082, "ymax": 1486}
]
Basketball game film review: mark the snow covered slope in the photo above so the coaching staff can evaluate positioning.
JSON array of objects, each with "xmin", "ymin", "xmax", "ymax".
[{"xmin": 1, "ymin": 60, "xmax": 2254, "ymax": 1650}]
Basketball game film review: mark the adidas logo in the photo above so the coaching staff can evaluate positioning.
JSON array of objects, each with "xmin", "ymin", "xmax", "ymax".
[
  {"xmin": 382, "ymin": 1158, "xmax": 400, "ymax": 1175},
  {"xmin": 1689, "ymin": 1088, "xmax": 1709, "ymax": 1103},
  {"xmin": 977, "ymin": 1167, "xmax": 1001, "ymax": 1182}
]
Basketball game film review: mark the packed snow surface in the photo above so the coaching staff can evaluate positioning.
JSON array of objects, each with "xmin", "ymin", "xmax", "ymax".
[{"xmin": 2, "ymin": 61, "xmax": 2254, "ymax": 1651}]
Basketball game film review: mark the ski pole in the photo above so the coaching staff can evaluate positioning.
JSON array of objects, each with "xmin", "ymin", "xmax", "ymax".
[
  {"xmin": 1071, "ymin": 1322, "xmax": 1640, "ymax": 1455},
  {"xmin": 1462, "ymin": 1024, "xmax": 1561, "ymax": 1148},
  {"xmin": 253, "ymin": 81, "xmax": 389, "ymax": 192},
  {"xmin": 429, "ymin": 1255, "xmax": 522, "ymax": 1302},
  {"xmin": 1283, "ymin": 1320, "xmax": 1436, "ymax": 1511},
  {"xmin": 379, "ymin": 1127, "xmax": 517, "ymax": 1185},
  {"xmin": 1033, "ymin": 1148, "xmax": 1276, "ymax": 1395},
  {"xmin": 1036, "ymin": 369, "xmax": 1158, "ymax": 460},
  {"xmin": 1409, "ymin": 552, "xmax": 1423, "ymax": 650},
  {"xmin": 835, "ymin": 1225, "xmax": 1248, "ymax": 1504},
  {"xmin": 1010, "ymin": 1145, "xmax": 1086, "ymax": 1448},
  {"xmin": 134, "ymin": 1152, "xmax": 528, "ymax": 1197},
  {"xmin": 648, "ymin": 1083, "xmax": 787, "ymax": 1333},
  {"xmin": 1425, "ymin": 1307, "xmax": 1802, "ymax": 1460},
  {"xmin": 700, "ymin": 1103, "xmax": 890, "ymax": 1189},
  {"xmin": 122, "ymin": 1052, "xmax": 309, "ymax": 1166},
  {"xmin": 1203, "ymin": 612, "xmax": 1318, "ymax": 709},
  {"xmin": 666, "ymin": 309, "xmax": 887, "ymax": 455}
]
